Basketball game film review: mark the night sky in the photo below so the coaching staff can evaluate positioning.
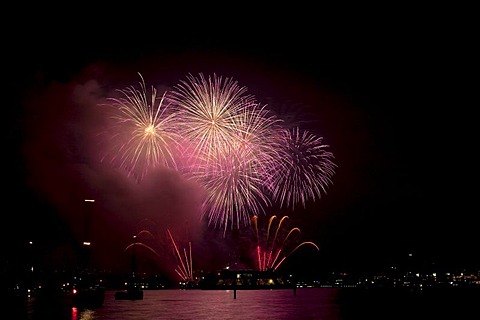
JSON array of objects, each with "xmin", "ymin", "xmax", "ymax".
[{"xmin": 4, "ymin": 8, "xmax": 476, "ymax": 280}]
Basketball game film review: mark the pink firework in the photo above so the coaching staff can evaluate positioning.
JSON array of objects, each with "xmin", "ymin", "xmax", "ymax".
[
  {"xmin": 100, "ymin": 73, "xmax": 337, "ymax": 237},
  {"xmin": 166, "ymin": 229, "xmax": 194, "ymax": 283},
  {"xmin": 271, "ymin": 127, "xmax": 336, "ymax": 209},
  {"xmin": 252, "ymin": 215, "xmax": 319, "ymax": 271}
]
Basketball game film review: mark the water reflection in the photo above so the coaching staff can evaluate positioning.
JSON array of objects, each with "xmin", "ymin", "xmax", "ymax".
[
  {"xmin": 72, "ymin": 307, "xmax": 96, "ymax": 320},
  {"xmin": 7, "ymin": 287, "xmax": 479, "ymax": 320}
]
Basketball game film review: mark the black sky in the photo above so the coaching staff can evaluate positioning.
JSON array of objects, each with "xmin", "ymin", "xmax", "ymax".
[{"xmin": 4, "ymin": 8, "xmax": 476, "ymax": 277}]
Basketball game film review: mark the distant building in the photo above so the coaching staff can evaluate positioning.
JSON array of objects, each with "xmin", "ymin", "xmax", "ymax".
[{"xmin": 199, "ymin": 268, "xmax": 295, "ymax": 290}]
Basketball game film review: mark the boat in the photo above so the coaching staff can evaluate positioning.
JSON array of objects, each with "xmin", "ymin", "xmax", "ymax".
[{"xmin": 114, "ymin": 285, "xmax": 144, "ymax": 300}]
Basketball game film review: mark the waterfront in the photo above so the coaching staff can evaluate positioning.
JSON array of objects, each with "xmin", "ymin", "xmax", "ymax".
[{"xmin": 7, "ymin": 287, "xmax": 479, "ymax": 320}]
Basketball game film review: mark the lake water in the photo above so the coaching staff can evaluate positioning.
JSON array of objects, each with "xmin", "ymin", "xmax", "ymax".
[{"xmin": 8, "ymin": 287, "xmax": 479, "ymax": 319}]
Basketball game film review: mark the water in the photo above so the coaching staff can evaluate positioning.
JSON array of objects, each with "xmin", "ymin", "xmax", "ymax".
[{"xmin": 8, "ymin": 287, "xmax": 479, "ymax": 319}]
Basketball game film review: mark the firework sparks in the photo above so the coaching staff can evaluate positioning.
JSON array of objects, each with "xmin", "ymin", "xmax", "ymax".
[
  {"xmin": 121, "ymin": 230, "xmax": 160, "ymax": 278},
  {"xmin": 166, "ymin": 229, "xmax": 194, "ymax": 283},
  {"xmin": 186, "ymin": 103, "xmax": 285, "ymax": 233},
  {"xmin": 123, "ymin": 229, "xmax": 159, "ymax": 256},
  {"xmin": 271, "ymin": 127, "xmax": 336, "ymax": 209},
  {"xmin": 252, "ymin": 215, "xmax": 319, "ymax": 271},
  {"xmin": 170, "ymin": 73, "xmax": 288, "ymax": 232},
  {"xmin": 191, "ymin": 146, "xmax": 272, "ymax": 234},
  {"xmin": 100, "ymin": 73, "xmax": 336, "ymax": 235},
  {"xmin": 169, "ymin": 73, "xmax": 258, "ymax": 170},
  {"xmin": 100, "ymin": 73, "xmax": 182, "ymax": 181},
  {"xmin": 231, "ymin": 102, "xmax": 286, "ymax": 188}
]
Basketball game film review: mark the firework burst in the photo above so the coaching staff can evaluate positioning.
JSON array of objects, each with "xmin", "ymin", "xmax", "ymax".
[
  {"xmin": 100, "ymin": 73, "xmax": 182, "ymax": 181},
  {"xmin": 100, "ymin": 73, "xmax": 336, "ymax": 235},
  {"xmin": 170, "ymin": 73, "xmax": 288, "ymax": 232},
  {"xmin": 191, "ymin": 145, "xmax": 272, "ymax": 235},
  {"xmin": 168, "ymin": 73, "xmax": 258, "ymax": 170},
  {"xmin": 271, "ymin": 127, "xmax": 336, "ymax": 209}
]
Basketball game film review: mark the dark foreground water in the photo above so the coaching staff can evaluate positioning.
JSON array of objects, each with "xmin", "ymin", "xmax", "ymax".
[{"xmin": 7, "ymin": 287, "xmax": 479, "ymax": 320}]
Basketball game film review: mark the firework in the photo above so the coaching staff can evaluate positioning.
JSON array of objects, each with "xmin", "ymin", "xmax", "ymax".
[
  {"xmin": 121, "ymin": 230, "xmax": 160, "ymax": 278},
  {"xmin": 121, "ymin": 225, "xmax": 196, "ymax": 284},
  {"xmin": 190, "ymin": 146, "xmax": 271, "ymax": 235},
  {"xmin": 101, "ymin": 73, "xmax": 336, "ymax": 235},
  {"xmin": 100, "ymin": 73, "xmax": 182, "ymax": 181},
  {"xmin": 166, "ymin": 229, "xmax": 194, "ymax": 283},
  {"xmin": 122, "ymin": 230, "xmax": 160, "ymax": 258},
  {"xmin": 252, "ymin": 215, "xmax": 319, "ymax": 271},
  {"xmin": 271, "ymin": 127, "xmax": 336, "ymax": 209},
  {"xmin": 186, "ymin": 104, "xmax": 285, "ymax": 233},
  {"xmin": 170, "ymin": 73, "xmax": 288, "ymax": 232},
  {"xmin": 168, "ymin": 73, "xmax": 258, "ymax": 170},
  {"xmin": 231, "ymin": 101, "xmax": 286, "ymax": 186}
]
